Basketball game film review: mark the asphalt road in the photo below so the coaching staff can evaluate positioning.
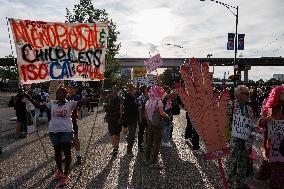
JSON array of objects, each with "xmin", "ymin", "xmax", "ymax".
[{"xmin": 0, "ymin": 108, "xmax": 268, "ymax": 189}]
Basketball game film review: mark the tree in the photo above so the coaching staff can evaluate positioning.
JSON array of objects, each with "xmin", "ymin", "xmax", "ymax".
[
  {"xmin": 159, "ymin": 68, "xmax": 180, "ymax": 87},
  {"xmin": 66, "ymin": 0, "xmax": 121, "ymax": 88},
  {"xmin": 0, "ymin": 54, "xmax": 18, "ymax": 82}
]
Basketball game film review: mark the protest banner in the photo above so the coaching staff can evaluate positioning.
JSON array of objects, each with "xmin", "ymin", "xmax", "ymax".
[
  {"xmin": 268, "ymin": 120, "xmax": 284, "ymax": 162},
  {"xmin": 9, "ymin": 18, "xmax": 108, "ymax": 84},
  {"xmin": 231, "ymin": 114, "xmax": 255, "ymax": 140},
  {"xmin": 144, "ymin": 54, "xmax": 163, "ymax": 73}
]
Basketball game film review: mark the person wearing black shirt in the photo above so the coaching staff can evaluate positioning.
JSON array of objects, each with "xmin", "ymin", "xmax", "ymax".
[{"xmin": 123, "ymin": 83, "xmax": 139, "ymax": 157}]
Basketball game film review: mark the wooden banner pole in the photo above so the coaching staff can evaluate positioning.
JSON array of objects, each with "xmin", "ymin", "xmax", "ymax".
[{"xmin": 217, "ymin": 158, "xmax": 228, "ymax": 189}]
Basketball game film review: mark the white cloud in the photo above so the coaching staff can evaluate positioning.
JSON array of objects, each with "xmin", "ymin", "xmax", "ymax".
[{"xmin": 0, "ymin": 0, "xmax": 283, "ymax": 80}]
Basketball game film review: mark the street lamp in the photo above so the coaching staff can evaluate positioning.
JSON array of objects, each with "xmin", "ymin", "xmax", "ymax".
[{"xmin": 200, "ymin": 0, "xmax": 239, "ymax": 76}]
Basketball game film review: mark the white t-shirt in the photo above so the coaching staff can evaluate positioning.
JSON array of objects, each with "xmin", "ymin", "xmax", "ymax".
[{"xmin": 46, "ymin": 100, "xmax": 78, "ymax": 133}]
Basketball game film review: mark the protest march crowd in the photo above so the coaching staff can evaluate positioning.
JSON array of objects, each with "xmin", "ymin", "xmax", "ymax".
[
  {"xmin": 2, "ymin": 18, "xmax": 283, "ymax": 189},
  {"xmin": 7, "ymin": 76, "xmax": 284, "ymax": 188}
]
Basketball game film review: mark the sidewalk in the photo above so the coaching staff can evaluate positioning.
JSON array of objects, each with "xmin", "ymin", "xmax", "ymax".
[{"xmin": 0, "ymin": 109, "xmax": 268, "ymax": 189}]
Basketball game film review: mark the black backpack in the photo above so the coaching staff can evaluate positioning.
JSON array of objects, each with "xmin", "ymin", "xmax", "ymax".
[{"xmin": 8, "ymin": 96, "xmax": 15, "ymax": 107}]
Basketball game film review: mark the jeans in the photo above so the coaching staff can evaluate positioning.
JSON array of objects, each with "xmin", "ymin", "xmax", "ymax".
[
  {"xmin": 185, "ymin": 113, "xmax": 200, "ymax": 150},
  {"xmin": 125, "ymin": 122, "xmax": 138, "ymax": 153},
  {"xmin": 138, "ymin": 118, "xmax": 147, "ymax": 147},
  {"xmin": 145, "ymin": 125, "xmax": 164, "ymax": 164},
  {"xmin": 163, "ymin": 120, "xmax": 172, "ymax": 143}
]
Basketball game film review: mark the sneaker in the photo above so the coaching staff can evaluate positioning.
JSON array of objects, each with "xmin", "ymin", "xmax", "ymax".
[
  {"xmin": 52, "ymin": 171, "xmax": 63, "ymax": 181},
  {"xmin": 193, "ymin": 149, "xmax": 203, "ymax": 155},
  {"xmin": 59, "ymin": 175, "xmax": 69, "ymax": 186},
  {"xmin": 184, "ymin": 138, "xmax": 190, "ymax": 142},
  {"xmin": 75, "ymin": 156, "xmax": 82, "ymax": 164},
  {"xmin": 162, "ymin": 142, "xmax": 172, "ymax": 147},
  {"xmin": 111, "ymin": 149, "xmax": 118, "ymax": 156}
]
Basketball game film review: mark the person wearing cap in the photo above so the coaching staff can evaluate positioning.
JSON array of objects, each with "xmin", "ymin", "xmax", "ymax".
[
  {"xmin": 66, "ymin": 81, "xmax": 82, "ymax": 164},
  {"xmin": 123, "ymin": 83, "xmax": 139, "ymax": 157}
]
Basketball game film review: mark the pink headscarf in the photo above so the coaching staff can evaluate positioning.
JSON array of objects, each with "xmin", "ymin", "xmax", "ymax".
[
  {"xmin": 146, "ymin": 85, "xmax": 165, "ymax": 121},
  {"xmin": 261, "ymin": 85, "xmax": 284, "ymax": 117}
]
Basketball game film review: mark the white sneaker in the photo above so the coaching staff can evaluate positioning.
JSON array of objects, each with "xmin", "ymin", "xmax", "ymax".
[
  {"xmin": 193, "ymin": 149, "xmax": 203, "ymax": 155},
  {"xmin": 162, "ymin": 142, "xmax": 172, "ymax": 147}
]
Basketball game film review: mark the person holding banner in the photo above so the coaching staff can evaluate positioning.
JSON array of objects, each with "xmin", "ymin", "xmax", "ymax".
[
  {"xmin": 257, "ymin": 85, "xmax": 284, "ymax": 188},
  {"xmin": 226, "ymin": 85, "xmax": 255, "ymax": 189},
  {"xmin": 14, "ymin": 88, "xmax": 28, "ymax": 139},
  {"xmin": 66, "ymin": 82, "xmax": 82, "ymax": 164},
  {"xmin": 23, "ymin": 86, "xmax": 88, "ymax": 186}
]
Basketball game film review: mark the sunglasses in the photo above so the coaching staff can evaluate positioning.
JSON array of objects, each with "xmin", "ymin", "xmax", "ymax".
[{"xmin": 241, "ymin": 92, "xmax": 250, "ymax": 96}]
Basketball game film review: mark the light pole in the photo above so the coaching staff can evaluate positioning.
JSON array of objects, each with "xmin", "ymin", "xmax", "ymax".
[{"xmin": 200, "ymin": 0, "xmax": 239, "ymax": 76}]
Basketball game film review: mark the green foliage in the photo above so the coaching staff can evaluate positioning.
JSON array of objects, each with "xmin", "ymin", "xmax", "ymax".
[
  {"xmin": 0, "ymin": 54, "xmax": 18, "ymax": 82},
  {"xmin": 159, "ymin": 68, "xmax": 180, "ymax": 87},
  {"xmin": 265, "ymin": 78, "xmax": 282, "ymax": 86},
  {"xmin": 66, "ymin": 0, "xmax": 121, "ymax": 88}
]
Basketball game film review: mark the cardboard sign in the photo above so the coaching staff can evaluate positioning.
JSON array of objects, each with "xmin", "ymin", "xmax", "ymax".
[
  {"xmin": 132, "ymin": 67, "xmax": 147, "ymax": 78},
  {"xmin": 9, "ymin": 18, "xmax": 108, "ymax": 84},
  {"xmin": 231, "ymin": 114, "xmax": 255, "ymax": 140},
  {"xmin": 134, "ymin": 74, "xmax": 157, "ymax": 86},
  {"xmin": 175, "ymin": 58, "xmax": 230, "ymax": 155},
  {"xmin": 144, "ymin": 54, "xmax": 163, "ymax": 73},
  {"xmin": 268, "ymin": 120, "xmax": 284, "ymax": 162}
]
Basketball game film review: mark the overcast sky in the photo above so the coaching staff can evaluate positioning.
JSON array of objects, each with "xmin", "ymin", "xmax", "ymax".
[{"xmin": 0, "ymin": 0, "xmax": 283, "ymax": 80}]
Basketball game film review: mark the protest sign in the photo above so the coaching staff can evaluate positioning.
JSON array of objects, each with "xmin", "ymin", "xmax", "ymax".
[
  {"xmin": 268, "ymin": 120, "xmax": 284, "ymax": 162},
  {"xmin": 231, "ymin": 114, "xmax": 255, "ymax": 140},
  {"xmin": 9, "ymin": 18, "xmax": 108, "ymax": 84},
  {"xmin": 132, "ymin": 67, "xmax": 147, "ymax": 78},
  {"xmin": 134, "ymin": 74, "xmax": 157, "ymax": 86},
  {"xmin": 144, "ymin": 54, "xmax": 163, "ymax": 73}
]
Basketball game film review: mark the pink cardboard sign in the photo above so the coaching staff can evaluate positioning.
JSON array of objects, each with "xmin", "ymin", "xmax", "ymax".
[{"xmin": 144, "ymin": 54, "xmax": 164, "ymax": 73}]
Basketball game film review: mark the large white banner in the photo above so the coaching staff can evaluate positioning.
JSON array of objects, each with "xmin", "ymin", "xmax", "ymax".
[{"xmin": 9, "ymin": 18, "xmax": 108, "ymax": 84}]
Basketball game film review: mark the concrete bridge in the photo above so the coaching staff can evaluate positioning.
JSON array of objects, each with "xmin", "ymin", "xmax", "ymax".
[
  {"xmin": 117, "ymin": 57, "xmax": 284, "ymax": 83},
  {"xmin": 1, "ymin": 57, "xmax": 284, "ymax": 82}
]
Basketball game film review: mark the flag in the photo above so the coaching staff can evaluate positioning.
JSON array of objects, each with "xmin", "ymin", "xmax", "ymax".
[
  {"xmin": 238, "ymin": 34, "xmax": 245, "ymax": 50},
  {"xmin": 227, "ymin": 33, "xmax": 235, "ymax": 50}
]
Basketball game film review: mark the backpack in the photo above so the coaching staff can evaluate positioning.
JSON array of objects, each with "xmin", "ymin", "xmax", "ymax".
[
  {"xmin": 8, "ymin": 96, "xmax": 16, "ymax": 107},
  {"xmin": 151, "ymin": 101, "xmax": 166, "ymax": 129}
]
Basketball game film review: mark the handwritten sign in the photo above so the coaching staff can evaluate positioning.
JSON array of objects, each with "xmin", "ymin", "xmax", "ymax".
[
  {"xmin": 231, "ymin": 114, "xmax": 255, "ymax": 140},
  {"xmin": 144, "ymin": 54, "xmax": 163, "ymax": 73},
  {"xmin": 9, "ymin": 18, "xmax": 108, "ymax": 84},
  {"xmin": 268, "ymin": 120, "xmax": 284, "ymax": 162},
  {"xmin": 132, "ymin": 67, "xmax": 147, "ymax": 78},
  {"xmin": 134, "ymin": 74, "xmax": 157, "ymax": 86}
]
